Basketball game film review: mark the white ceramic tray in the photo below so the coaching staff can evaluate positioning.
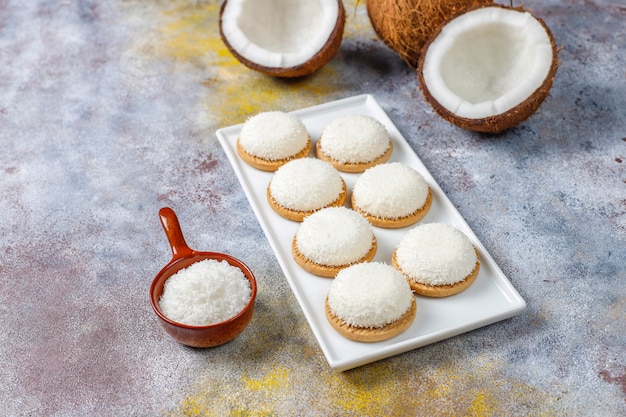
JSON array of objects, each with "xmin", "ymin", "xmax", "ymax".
[{"xmin": 216, "ymin": 94, "xmax": 526, "ymax": 371}]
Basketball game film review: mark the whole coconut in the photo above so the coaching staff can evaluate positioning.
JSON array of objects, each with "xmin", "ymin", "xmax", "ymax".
[{"xmin": 366, "ymin": 0, "xmax": 493, "ymax": 68}]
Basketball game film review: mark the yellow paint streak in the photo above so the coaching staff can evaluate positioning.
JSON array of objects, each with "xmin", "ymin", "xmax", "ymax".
[
  {"xmin": 211, "ymin": 67, "xmax": 342, "ymax": 126},
  {"xmin": 322, "ymin": 355, "xmax": 567, "ymax": 417},
  {"xmin": 178, "ymin": 397, "xmax": 201, "ymax": 416},
  {"xmin": 467, "ymin": 390, "xmax": 496, "ymax": 417},
  {"xmin": 242, "ymin": 367, "xmax": 288, "ymax": 392},
  {"xmin": 329, "ymin": 362, "xmax": 422, "ymax": 417},
  {"xmin": 228, "ymin": 407, "xmax": 276, "ymax": 417},
  {"xmin": 164, "ymin": 352, "xmax": 566, "ymax": 417},
  {"xmin": 160, "ymin": 3, "xmax": 236, "ymax": 66}
]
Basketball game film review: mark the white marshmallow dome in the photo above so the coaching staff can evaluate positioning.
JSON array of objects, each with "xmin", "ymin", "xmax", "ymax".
[
  {"xmin": 220, "ymin": 0, "xmax": 344, "ymax": 77},
  {"xmin": 419, "ymin": 6, "xmax": 557, "ymax": 132}
]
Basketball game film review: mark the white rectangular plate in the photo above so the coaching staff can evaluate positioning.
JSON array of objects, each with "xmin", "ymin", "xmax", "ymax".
[{"xmin": 217, "ymin": 94, "xmax": 526, "ymax": 371}]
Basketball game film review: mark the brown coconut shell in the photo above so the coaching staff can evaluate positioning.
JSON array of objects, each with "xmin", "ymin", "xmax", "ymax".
[
  {"xmin": 366, "ymin": 0, "xmax": 493, "ymax": 69},
  {"xmin": 219, "ymin": 0, "xmax": 345, "ymax": 78},
  {"xmin": 417, "ymin": 4, "xmax": 559, "ymax": 134}
]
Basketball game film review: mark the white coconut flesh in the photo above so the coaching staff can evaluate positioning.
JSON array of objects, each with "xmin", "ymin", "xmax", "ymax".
[
  {"xmin": 220, "ymin": 0, "xmax": 339, "ymax": 69},
  {"xmin": 421, "ymin": 7, "xmax": 554, "ymax": 119}
]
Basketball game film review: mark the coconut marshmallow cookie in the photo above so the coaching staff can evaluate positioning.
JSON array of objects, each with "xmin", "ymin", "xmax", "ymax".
[
  {"xmin": 236, "ymin": 111, "xmax": 312, "ymax": 171},
  {"xmin": 159, "ymin": 259, "xmax": 252, "ymax": 326},
  {"xmin": 325, "ymin": 262, "xmax": 416, "ymax": 342},
  {"xmin": 267, "ymin": 158, "xmax": 347, "ymax": 221},
  {"xmin": 351, "ymin": 162, "xmax": 432, "ymax": 228},
  {"xmin": 316, "ymin": 114, "xmax": 393, "ymax": 173},
  {"xmin": 392, "ymin": 223, "xmax": 480, "ymax": 297},
  {"xmin": 292, "ymin": 207, "xmax": 377, "ymax": 277}
]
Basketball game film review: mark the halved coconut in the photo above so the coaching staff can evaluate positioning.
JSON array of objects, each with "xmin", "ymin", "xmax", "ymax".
[
  {"xmin": 219, "ymin": 0, "xmax": 345, "ymax": 78},
  {"xmin": 418, "ymin": 5, "xmax": 558, "ymax": 133}
]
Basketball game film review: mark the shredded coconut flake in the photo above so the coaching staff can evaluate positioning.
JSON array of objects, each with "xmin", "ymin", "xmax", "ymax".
[
  {"xmin": 395, "ymin": 223, "xmax": 477, "ymax": 286},
  {"xmin": 319, "ymin": 115, "xmax": 391, "ymax": 163},
  {"xmin": 239, "ymin": 111, "xmax": 309, "ymax": 160},
  {"xmin": 269, "ymin": 158, "xmax": 344, "ymax": 210},
  {"xmin": 295, "ymin": 207, "xmax": 374, "ymax": 266},
  {"xmin": 159, "ymin": 259, "xmax": 252, "ymax": 326},
  {"xmin": 353, "ymin": 162, "xmax": 429, "ymax": 218},
  {"xmin": 328, "ymin": 262, "xmax": 413, "ymax": 328}
]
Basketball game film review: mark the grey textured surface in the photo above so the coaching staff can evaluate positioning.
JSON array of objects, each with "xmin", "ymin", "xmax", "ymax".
[{"xmin": 0, "ymin": 0, "xmax": 624, "ymax": 415}]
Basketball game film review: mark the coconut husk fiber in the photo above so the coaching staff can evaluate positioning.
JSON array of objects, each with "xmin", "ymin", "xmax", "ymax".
[{"xmin": 366, "ymin": 0, "xmax": 493, "ymax": 68}]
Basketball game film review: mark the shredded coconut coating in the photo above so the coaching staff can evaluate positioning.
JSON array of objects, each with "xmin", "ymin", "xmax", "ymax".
[
  {"xmin": 319, "ymin": 115, "xmax": 391, "ymax": 163},
  {"xmin": 295, "ymin": 207, "xmax": 374, "ymax": 266},
  {"xmin": 239, "ymin": 111, "xmax": 309, "ymax": 160},
  {"xmin": 269, "ymin": 158, "xmax": 344, "ymax": 210},
  {"xmin": 395, "ymin": 223, "xmax": 477, "ymax": 286},
  {"xmin": 327, "ymin": 262, "xmax": 413, "ymax": 328},
  {"xmin": 353, "ymin": 162, "xmax": 429, "ymax": 218},
  {"xmin": 158, "ymin": 259, "xmax": 252, "ymax": 326}
]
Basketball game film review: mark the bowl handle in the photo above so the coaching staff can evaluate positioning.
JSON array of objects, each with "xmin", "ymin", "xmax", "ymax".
[{"xmin": 159, "ymin": 207, "xmax": 194, "ymax": 260}]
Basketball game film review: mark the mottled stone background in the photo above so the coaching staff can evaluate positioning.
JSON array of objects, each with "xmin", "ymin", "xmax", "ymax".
[{"xmin": 0, "ymin": 0, "xmax": 624, "ymax": 416}]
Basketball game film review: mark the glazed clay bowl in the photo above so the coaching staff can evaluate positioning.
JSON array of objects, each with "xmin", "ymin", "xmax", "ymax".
[{"xmin": 150, "ymin": 207, "xmax": 257, "ymax": 348}]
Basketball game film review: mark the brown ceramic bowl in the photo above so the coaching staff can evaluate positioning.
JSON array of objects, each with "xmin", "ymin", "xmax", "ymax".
[{"xmin": 150, "ymin": 207, "xmax": 257, "ymax": 348}]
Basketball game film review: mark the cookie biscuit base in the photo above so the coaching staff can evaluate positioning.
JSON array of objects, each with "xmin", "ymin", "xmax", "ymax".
[
  {"xmin": 236, "ymin": 138, "xmax": 312, "ymax": 172},
  {"xmin": 325, "ymin": 297, "xmax": 417, "ymax": 342},
  {"xmin": 291, "ymin": 236, "xmax": 377, "ymax": 278},
  {"xmin": 267, "ymin": 179, "xmax": 348, "ymax": 222},
  {"xmin": 391, "ymin": 249, "xmax": 481, "ymax": 297},
  {"xmin": 315, "ymin": 140, "xmax": 393, "ymax": 173},
  {"xmin": 352, "ymin": 188, "xmax": 433, "ymax": 229}
]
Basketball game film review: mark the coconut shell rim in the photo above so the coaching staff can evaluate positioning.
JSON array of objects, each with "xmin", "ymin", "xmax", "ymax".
[
  {"xmin": 417, "ymin": 4, "xmax": 560, "ymax": 133},
  {"xmin": 219, "ymin": 0, "xmax": 346, "ymax": 78}
]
